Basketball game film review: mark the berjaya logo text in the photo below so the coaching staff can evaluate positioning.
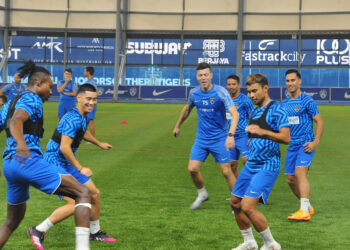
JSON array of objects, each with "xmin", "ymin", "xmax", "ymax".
[{"xmin": 198, "ymin": 40, "xmax": 230, "ymax": 65}]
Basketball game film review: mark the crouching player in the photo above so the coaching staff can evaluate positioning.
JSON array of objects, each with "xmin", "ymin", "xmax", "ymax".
[
  {"xmin": 29, "ymin": 84, "xmax": 116, "ymax": 250},
  {"xmin": 230, "ymin": 74, "xmax": 290, "ymax": 250}
]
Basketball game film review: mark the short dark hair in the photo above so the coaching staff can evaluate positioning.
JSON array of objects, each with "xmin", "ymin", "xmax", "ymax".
[
  {"xmin": 64, "ymin": 68, "xmax": 72, "ymax": 74},
  {"xmin": 85, "ymin": 66, "xmax": 95, "ymax": 76},
  {"xmin": 227, "ymin": 75, "xmax": 240, "ymax": 83},
  {"xmin": 196, "ymin": 62, "xmax": 211, "ymax": 71},
  {"xmin": 17, "ymin": 60, "xmax": 51, "ymax": 87},
  {"xmin": 245, "ymin": 73, "xmax": 268, "ymax": 87},
  {"xmin": 77, "ymin": 83, "xmax": 97, "ymax": 95},
  {"xmin": 285, "ymin": 69, "xmax": 301, "ymax": 79},
  {"xmin": 0, "ymin": 95, "xmax": 8, "ymax": 104}
]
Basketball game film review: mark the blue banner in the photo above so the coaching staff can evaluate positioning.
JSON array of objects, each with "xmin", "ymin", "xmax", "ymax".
[
  {"xmin": 282, "ymin": 87, "xmax": 330, "ymax": 101},
  {"xmin": 140, "ymin": 86, "xmax": 187, "ymax": 99},
  {"xmin": 331, "ymin": 88, "xmax": 350, "ymax": 102},
  {"xmin": 117, "ymin": 86, "xmax": 139, "ymax": 99}
]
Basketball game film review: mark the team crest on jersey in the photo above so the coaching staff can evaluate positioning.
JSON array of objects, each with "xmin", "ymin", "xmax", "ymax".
[
  {"xmin": 210, "ymin": 97, "xmax": 215, "ymax": 104},
  {"xmin": 294, "ymin": 105, "xmax": 300, "ymax": 112}
]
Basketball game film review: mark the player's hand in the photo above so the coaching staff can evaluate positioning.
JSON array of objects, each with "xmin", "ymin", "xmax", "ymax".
[
  {"xmin": 80, "ymin": 167, "xmax": 93, "ymax": 177},
  {"xmin": 99, "ymin": 142, "xmax": 113, "ymax": 150},
  {"xmin": 173, "ymin": 127, "xmax": 180, "ymax": 138},
  {"xmin": 245, "ymin": 125, "xmax": 264, "ymax": 136},
  {"xmin": 303, "ymin": 140, "xmax": 318, "ymax": 153},
  {"xmin": 225, "ymin": 136, "xmax": 235, "ymax": 151},
  {"xmin": 15, "ymin": 143, "xmax": 31, "ymax": 165}
]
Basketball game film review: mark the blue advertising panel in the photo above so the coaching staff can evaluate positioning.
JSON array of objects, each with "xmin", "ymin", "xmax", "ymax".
[
  {"xmin": 331, "ymin": 88, "xmax": 350, "ymax": 102},
  {"xmin": 282, "ymin": 87, "xmax": 330, "ymax": 101},
  {"xmin": 67, "ymin": 48, "xmax": 103, "ymax": 64},
  {"xmin": 12, "ymin": 36, "xmax": 45, "ymax": 46},
  {"xmin": 140, "ymin": 86, "xmax": 187, "ymax": 99},
  {"xmin": 8, "ymin": 47, "xmax": 45, "ymax": 63},
  {"xmin": 117, "ymin": 85, "xmax": 140, "ymax": 99},
  {"xmin": 124, "ymin": 66, "xmax": 186, "ymax": 86},
  {"xmin": 126, "ymin": 39, "xmax": 163, "ymax": 65},
  {"xmin": 184, "ymin": 39, "xmax": 235, "ymax": 66}
]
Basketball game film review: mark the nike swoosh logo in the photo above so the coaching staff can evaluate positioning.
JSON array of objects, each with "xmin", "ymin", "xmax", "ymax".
[{"xmin": 152, "ymin": 89, "xmax": 172, "ymax": 96}]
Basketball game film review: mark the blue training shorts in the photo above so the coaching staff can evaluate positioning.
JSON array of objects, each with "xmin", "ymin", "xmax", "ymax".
[
  {"xmin": 230, "ymin": 134, "xmax": 249, "ymax": 161},
  {"xmin": 58, "ymin": 100, "xmax": 76, "ymax": 118},
  {"xmin": 3, "ymin": 151, "xmax": 69, "ymax": 205},
  {"xmin": 190, "ymin": 138, "xmax": 230, "ymax": 163},
  {"xmin": 87, "ymin": 104, "xmax": 97, "ymax": 120},
  {"xmin": 45, "ymin": 153, "xmax": 91, "ymax": 185},
  {"xmin": 284, "ymin": 144, "xmax": 316, "ymax": 175},
  {"xmin": 232, "ymin": 166, "xmax": 280, "ymax": 204}
]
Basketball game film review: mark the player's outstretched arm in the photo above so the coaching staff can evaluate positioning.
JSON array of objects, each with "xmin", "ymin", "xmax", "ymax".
[
  {"xmin": 60, "ymin": 135, "xmax": 93, "ymax": 177},
  {"xmin": 304, "ymin": 113, "xmax": 324, "ymax": 153},
  {"xmin": 83, "ymin": 130, "xmax": 112, "ymax": 150},
  {"xmin": 173, "ymin": 104, "xmax": 193, "ymax": 138},
  {"xmin": 246, "ymin": 125, "xmax": 290, "ymax": 144},
  {"xmin": 10, "ymin": 109, "xmax": 32, "ymax": 163}
]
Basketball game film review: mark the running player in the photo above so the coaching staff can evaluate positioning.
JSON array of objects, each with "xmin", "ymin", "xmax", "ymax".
[
  {"xmin": 230, "ymin": 73, "xmax": 290, "ymax": 250},
  {"xmin": 29, "ymin": 84, "xmax": 116, "ymax": 250},
  {"xmin": 226, "ymin": 75, "xmax": 254, "ymax": 178},
  {"xmin": 173, "ymin": 62, "xmax": 239, "ymax": 210},
  {"xmin": 57, "ymin": 68, "xmax": 78, "ymax": 121},
  {"xmin": 282, "ymin": 69, "xmax": 324, "ymax": 221},
  {"xmin": 0, "ymin": 61, "xmax": 91, "ymax": 250}
]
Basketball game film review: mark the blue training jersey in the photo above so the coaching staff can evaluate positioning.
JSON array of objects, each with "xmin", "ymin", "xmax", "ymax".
[
  {"xmin": 226, "ymin": 93, "xmax": 254, "ymax": 137},
  {"xmin": 2, "ymin": 83, "xmax": 27, "ymax": 101},
  {"xmin": 57, "ymin": 80, "xmax": 78, "ymax": 102},
  {"xmin": 246, "ymin": 101, "xmax": 289, "ymax": 172},
  {"xmin": 1, "ymin": 91, "xmax": 44, "ymax": 158},
  {"xmin": 85, "ymin": 78, "xmax": 97, "ymax": 89},
  {"xmin": 44, "ymin": 107, "xmax": 89, "ymax": 166},
  {"xmin": 187, "ymin": 85, "xmax": 234, "ymax": 141},
  {"xmin": 281, "ymin": 92, "xmax": 319, "ymax": 146}
]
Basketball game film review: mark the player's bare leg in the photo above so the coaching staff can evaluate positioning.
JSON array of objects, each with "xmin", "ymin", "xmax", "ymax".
[
  {"xmin": 230, "ymin": 196, "xmax": 258, "ymax": 249},
  {"xmin": 54, "ymin": 175, "xmax": 91, "ymax": 250},
  {"xmin": 0, "ymin": 203, "xmax": 26, "ymax": 248},
  {"xmin": 188, "ymin": 160, "xmax": 209, "ymax": 210},
  {"xmin": 286, "ymin": 174, "xmax": 300, "ymax": 198},
  {"xmin": 220, "ymin": 163, "xmax": 236, "ymax": 191},
  {"xmin": 231, "ymin": 196, "xmax": 280, "ymax": 250},
  {"xmin": 230, "ymin": 161, "xmax": 239, "ymax": 178},
  {"xmin": 287, "ymin": 166, "xmax": 313, "ymax": 221}
]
